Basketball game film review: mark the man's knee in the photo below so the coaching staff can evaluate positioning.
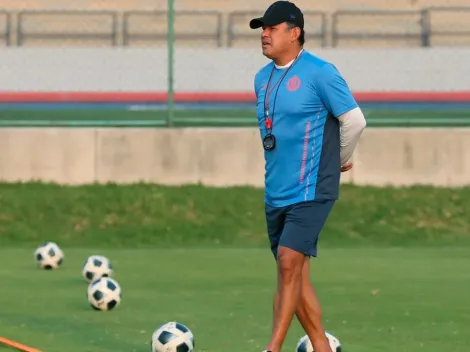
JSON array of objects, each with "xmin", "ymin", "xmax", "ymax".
[{"xmin": 277, "ymin": 246, "xmax": 305, "ymax": 280}]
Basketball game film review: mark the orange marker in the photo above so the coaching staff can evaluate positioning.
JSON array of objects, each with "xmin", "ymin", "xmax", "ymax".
[{"xmin": 0, "ymin": 337, "xmax": 43, "ymax": 352}]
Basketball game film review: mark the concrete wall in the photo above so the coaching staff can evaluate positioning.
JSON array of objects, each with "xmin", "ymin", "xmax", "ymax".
[
  {"xmin": 1, "ymin": 47, "xmax": 470, "ymax": 92},
  {"xmin": 0, "ymin": 127, "xmax": 469, "ymax": 188}
]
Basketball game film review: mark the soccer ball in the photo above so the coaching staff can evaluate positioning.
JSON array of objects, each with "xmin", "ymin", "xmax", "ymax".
[
  {"xmin": 34, "ymin": 242, "xmax": 64, "ymax": 270},
  {"xmin": 151, "ymin": 322, "xmax": 195, "ymax": 352},
  {"xmin": 82, "ymin": 255, "xmax": 113, "ymax": 282},
  {"xmin": 296, "ymin": 331, "xmax": 342, "ymax": 352},
  {"xmin": 87, "ymin": 277, "xmax": 121, "ymax": 311}
]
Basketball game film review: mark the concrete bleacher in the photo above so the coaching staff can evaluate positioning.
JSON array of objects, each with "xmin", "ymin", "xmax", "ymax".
[
  {"xmin": 2, "ymin": 0, "xmax": 469, "ymax": 12},
  {"xmin": 0, "ymin": 0, "xmax": 469, "ymax": 47},
  {"xmin": 122, "ymin": 10, "xmax": 222, "ymax": 47},
  {"xmin": 331, "ymin": 10, "xmax": 426, "ymax": 48},
  {"xmin": 17, "ymin": 11, "xmax": 117, "ymax": 47},
  {"xmin": 424, "ymin": 7, "xmax": 470, "ymax": 46}
]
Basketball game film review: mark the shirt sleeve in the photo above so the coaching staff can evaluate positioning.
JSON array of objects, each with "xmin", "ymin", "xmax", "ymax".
[
  {"xmin": 315, "ymin": 63, "xmax": 358, "ymax": 118},
  {"xmin": 338, "ymin": 107, "xmax": 367, "ymax": 164}
]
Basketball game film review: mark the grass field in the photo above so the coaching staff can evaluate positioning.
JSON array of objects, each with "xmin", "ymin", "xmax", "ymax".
[
  {"xmin": 1, "ymin": 106, "xmax": 470, "ymax": 127},
  {"xmin": 1, "ymin": 183, "xmax": 470, "ymax": 351},
  {"xmin": 2, "ymin": 247, "xmax": 470, "ymax": 352},
  {"xmin": 1, "ymin": 183, "xmax": 470, "ymax": 248}
]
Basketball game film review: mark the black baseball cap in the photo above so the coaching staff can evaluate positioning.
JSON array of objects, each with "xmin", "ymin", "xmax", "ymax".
[{"xmin": 249, "ymin": 1, "xmax": 304, "ymax": 30}]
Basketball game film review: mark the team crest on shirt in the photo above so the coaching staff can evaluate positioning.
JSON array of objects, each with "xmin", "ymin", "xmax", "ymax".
[{"xmin": 286, "ymin": 76, "xmax": 301, "ymax": 91}]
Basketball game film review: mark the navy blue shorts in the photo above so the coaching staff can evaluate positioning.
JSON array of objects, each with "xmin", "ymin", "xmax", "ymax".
[{"xmin": 265, "ymin": 199, "xmax": 335, "ymax": 259}]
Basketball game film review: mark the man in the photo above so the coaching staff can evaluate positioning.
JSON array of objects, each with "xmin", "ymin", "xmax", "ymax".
[{"xmin": 250, "ymin": 2, "xmax": 367, "ymax": 352}]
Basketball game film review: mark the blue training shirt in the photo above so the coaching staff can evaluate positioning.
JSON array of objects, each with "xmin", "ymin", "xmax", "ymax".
[{"xmin": 254, "ymin": 50, "xmax": 358, "ymax": 207}]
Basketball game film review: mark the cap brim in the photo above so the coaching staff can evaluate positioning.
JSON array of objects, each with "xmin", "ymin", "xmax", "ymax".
[{"xmin": 249, "ymin": 17, "xmax": 264, "ymax": 29}]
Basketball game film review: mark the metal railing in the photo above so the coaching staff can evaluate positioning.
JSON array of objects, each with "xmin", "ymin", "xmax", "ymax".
[{"xmin": 0, "ymin": 11, "xmax": 11, "ymax": 46}]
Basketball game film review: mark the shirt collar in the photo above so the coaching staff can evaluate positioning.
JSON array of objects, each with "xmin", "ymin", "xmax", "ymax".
[{"xmin": 274, "ymin": 48, "xmax": 304, "ymax": 69}]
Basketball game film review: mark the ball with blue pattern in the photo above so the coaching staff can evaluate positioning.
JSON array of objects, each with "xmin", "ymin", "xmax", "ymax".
[
  {"xmin": 151, "ymin": 321, "xmax": 194, "ymax": 352},
  {"xmin": 87, "ymin": 277, "xmax": 122, "ymax": 311},
  {"xmin": 34, "ymin": 242, "xmax": 64, "ymax": 270},
  {"xmin": 82, "ymin": 255, "xmax": 113, "ymax": 283}
]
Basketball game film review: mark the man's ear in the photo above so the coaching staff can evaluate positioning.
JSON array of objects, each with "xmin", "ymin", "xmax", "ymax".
[{"xmin": 291, "ymin": 27, "xmax": 301, "ymax": 42}]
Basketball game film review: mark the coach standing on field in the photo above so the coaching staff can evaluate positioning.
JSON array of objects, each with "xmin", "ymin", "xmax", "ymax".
[{"xmin": 250, "ymin": 2, "xmax": 367, "ymax": 352}]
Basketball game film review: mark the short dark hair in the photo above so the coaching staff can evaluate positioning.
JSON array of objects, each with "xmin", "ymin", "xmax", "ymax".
[{"xmin": 286, "ymin": 22, "xmax": 305, "ymax": 46}]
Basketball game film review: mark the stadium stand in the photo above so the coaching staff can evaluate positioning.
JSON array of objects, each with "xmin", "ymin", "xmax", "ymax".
[
  {"xmin": 2, "ymin": 0, "xmax": 469, "ymax": 12},
  {"xmin": 0, "ymin": 0, "xmax": 469, "ymax": 47}
]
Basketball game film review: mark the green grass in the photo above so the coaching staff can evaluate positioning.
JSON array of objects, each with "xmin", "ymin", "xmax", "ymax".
[
  {"xmin": 1, "ymin": 109, "xmax": 470, "ymax": 127},
  {"xmin": 1, "ymin": 183, "xmax": 470, "ymax": 351},
  {"xmin": 1, "ymin": 248, "xmax": 469, "ymax": 352},
  {"xmin": 0, "ymin": 183, "xmax": 469, "ymax": 248}
]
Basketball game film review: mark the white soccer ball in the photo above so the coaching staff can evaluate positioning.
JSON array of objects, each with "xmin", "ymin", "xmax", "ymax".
[
  {"xmin": 82, "ymin": 255, "xmax": 113, "ymax": 282},
  {"xmin": 87, "ymin": 277, "xmax": 121, "ymax": 311},
  {"xmin": 34, "ymin": 242, "xmax": 64, "ymax": 270},
  {"xmin": 151, "ymin": 322, "xmax": 195, "ymax": 352},
  {"xmin": 296, "ymin": 331, "xmax": 342, "ymax": 352}
]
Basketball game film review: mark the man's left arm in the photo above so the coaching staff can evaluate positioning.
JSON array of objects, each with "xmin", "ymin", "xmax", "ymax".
[
  {"xmin": 338, "ymin": 107, "xmax": 366, "ymax": 165},
  {"xmin": 316, "ymin": 63, "xmax": 367, "ymax": 165}
]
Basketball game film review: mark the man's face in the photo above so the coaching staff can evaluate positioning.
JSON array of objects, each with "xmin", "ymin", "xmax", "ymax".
[{"xmin": 261, "ymin": 22, "xmax": 293, "ymax": 59}]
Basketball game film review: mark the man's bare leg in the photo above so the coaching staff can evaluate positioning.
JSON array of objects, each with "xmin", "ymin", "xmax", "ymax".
[
  {"xmin": 264, "ymin": 246, "xmax": 304, "ymax": 352},
  {"xmin": 295, "ymin": 258, "xmax": 332, "ymax": 351},
  {"xmin": 270, "ymin": 258, "xmax": 331, "ymax": 351}
]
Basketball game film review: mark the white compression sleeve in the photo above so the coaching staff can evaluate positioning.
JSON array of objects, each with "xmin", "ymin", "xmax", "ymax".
[{"xmin": 338, "ymin": 107, "xmax": 367, "ymax": 165}]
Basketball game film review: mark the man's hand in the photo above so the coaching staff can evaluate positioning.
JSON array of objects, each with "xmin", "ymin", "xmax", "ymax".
[{"xmin": 341, "ymin": 162, "xmax": 353, "ymax": 173}]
